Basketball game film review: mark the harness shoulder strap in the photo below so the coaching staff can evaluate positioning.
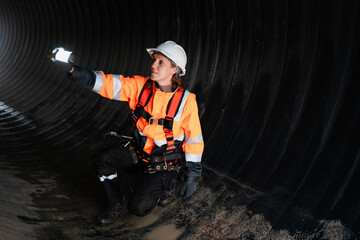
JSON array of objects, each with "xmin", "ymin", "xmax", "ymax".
[
  {"xmin": 163, "ymin": 86, "xmax": 185, "ymax": 152},
  {"xmin": 166, "ymin": 86, "xmax": 185, "ymax": 119},
  {"xmin": 131, "ymin": 79, "xmax": 153, "ymax": 122},
  {"xmin": 138, "ymin": 80, "xmax": 153, "ymax": 107}
]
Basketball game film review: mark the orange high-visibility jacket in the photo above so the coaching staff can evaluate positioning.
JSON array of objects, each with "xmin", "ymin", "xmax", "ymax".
[{"xmin": 92, "ymin": 71, "xmax": 204, "ymax": 163}]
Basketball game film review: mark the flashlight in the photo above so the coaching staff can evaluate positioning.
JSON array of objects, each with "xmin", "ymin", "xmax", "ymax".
[{"xmin": 47, "ymin": 46, "xmax": 76, "ymax": 63}]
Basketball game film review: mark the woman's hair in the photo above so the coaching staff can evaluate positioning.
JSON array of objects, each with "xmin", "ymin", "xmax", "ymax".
[{"xmin": 171, "ymin": 66, "xmax": 183, "ymax": 87}]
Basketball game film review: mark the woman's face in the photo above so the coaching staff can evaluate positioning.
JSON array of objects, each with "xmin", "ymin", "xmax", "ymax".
[{"xmin": 150, "ymin": 53, "xmax": 177, "ymax": 85}]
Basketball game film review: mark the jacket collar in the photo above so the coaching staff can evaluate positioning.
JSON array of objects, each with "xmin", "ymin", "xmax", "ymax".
[{"xmin": 154, "ymin": 81, "xmax": 179, "ymax": 92}]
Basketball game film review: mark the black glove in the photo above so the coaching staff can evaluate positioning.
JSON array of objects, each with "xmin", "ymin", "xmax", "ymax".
[
  {"xmin": 57, "ymin": 61, "xmax": 74, "ymax": 73},
  {"xmin": 104, "ymin": 131, "xmax": 120, "ymax": 146},
  {"xmin": 181, "ymin": 161, "xmax": 202, "ymax": 199},
  {"xmin": 68, "ymin": 65, "xmax": 96, "ymax": 89},
  {"xmin": 104, "ymin": 132, "xmax": 133, "ymax": 148}
]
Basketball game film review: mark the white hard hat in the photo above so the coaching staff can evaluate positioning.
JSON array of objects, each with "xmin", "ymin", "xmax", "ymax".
[{"xmin": 147, "ymin": 41, "xmax": 187, "ymax": 76}]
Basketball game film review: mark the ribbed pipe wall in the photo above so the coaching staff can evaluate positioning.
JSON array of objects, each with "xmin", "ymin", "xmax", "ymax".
[{"xmin": 0, "ymin": 0, "xmax": 359, "ymax": 239}]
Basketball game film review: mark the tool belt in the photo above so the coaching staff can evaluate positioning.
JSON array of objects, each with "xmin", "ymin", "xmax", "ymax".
[
  {"xmin": 145, "ymin": 151, "xmax": 182, "ymax": 174},
  {"xmin": 111, "ymin": 134, "xmax": 183, "ymax": 174}
]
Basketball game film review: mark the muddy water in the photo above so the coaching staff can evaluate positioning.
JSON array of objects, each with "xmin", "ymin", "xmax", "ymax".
[
  {"xmin": 127, "ymin": 206, "xmax": 185, "ymax": 240},
  {"xmin": 127, "ymin": 206, "xmax": 163, "ymax": 229},
  {"xmin": 0, "ymin": 167, "xmax": 40, "ymax": 240},
  {"xmin": 145, "ymin": 224, "xmax": 185, "ymax": 240}
]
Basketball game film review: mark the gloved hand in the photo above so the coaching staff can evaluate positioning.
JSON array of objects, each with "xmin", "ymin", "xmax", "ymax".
[
  {"xmin": 68, "ymin": 65, "xmax": 96, "ymax": 89},
  {"xmin": 57, "ymin": 61, "xmax": 74, "ymax": 73},
  {"xmin": 104, "ymin": 132, "xmax": 133, "ymax": 148},
  {"xmin": 181, "ymin": 181, "xmax": 197, "ymax": 199},
  {"xmin": 181, "ymin": 162, "xmax": 202, "ymax": 199},
  {"xmin": 104, "ymin": 131, "xmax": 119, "ymax": 146}
]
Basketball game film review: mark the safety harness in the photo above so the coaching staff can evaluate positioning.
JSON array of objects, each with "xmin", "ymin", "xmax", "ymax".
[{"xmin": 131, "ymin": 79, "xmax": 185, "ymax": 173}]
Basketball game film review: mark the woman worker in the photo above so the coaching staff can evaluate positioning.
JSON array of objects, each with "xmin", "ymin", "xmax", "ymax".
[{"xmin": 64, "ymin": 41, "xmax": 203, "ymax": 226}]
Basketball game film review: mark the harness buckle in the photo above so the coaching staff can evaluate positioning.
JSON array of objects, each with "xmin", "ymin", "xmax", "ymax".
[{"xmin": 149, "ymin": 117, "xmax": 159, "ymax": 125}]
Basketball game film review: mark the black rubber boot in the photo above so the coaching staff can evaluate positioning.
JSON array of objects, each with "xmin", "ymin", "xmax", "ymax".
[
  {"xmin": 158, "ymin": 178, "xmax": 177, "ymax": 207},
  {"xmin": 97, "ymin": 201, "xmax": 125, "ymax": 226},
  {"xmin": 97, "ymin": 177, "xmax": 125, "ymax": 226}
]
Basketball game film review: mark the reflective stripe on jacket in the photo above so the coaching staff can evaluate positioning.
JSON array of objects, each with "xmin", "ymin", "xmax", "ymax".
[{"xmin": 93, "ymin": 71, "xmax": 204, "ymax": 163}]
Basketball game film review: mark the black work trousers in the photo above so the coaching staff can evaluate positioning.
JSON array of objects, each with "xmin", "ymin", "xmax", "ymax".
[{"xmin": 92, "ymin": 144, "xmax": 178, "ymax": 216}]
